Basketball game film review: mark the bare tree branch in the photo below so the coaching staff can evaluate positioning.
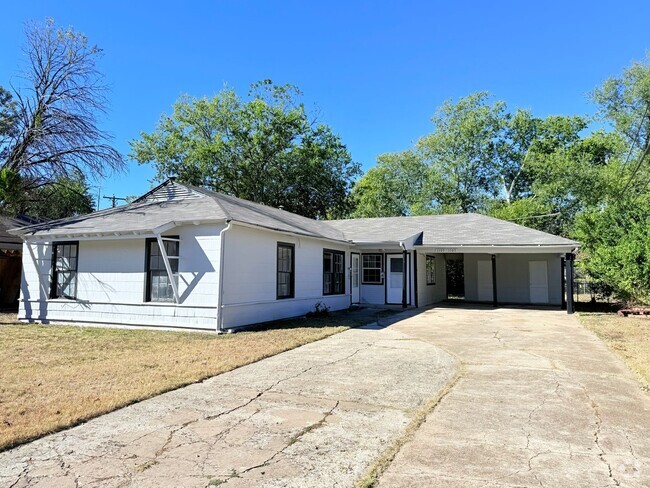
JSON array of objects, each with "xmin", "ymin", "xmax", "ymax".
[{"xmin": 1, "ymin": 18, "xmax": 124, "ymax": 185}]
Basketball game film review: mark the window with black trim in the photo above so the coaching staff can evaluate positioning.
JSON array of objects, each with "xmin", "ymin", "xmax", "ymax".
[
  {"xmin": 50, "ymin": 242, "xmax": 79, "ymax": 299},
  {"xmin": 145, "ymin": 237, "xmax": 179, "ymax": 302},
  {"xmin": 277, "ymin": 243, "xmax": 295, "ymax": 299},
  {"xmin": 362, "ymin": 254, "xmax": 383, "ymax": 284},
  {"xmin": 323, "ymin": 249, "xmax": 345, "ymax": 295},
  {"xmin": 426, "ymin": 255, "xmax": 436, "ymax": 285}
]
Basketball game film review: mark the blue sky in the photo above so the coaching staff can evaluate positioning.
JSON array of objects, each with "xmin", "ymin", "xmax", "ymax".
[{"xmin": 2, "ymin": 1, "xmax": 649, "ymax": 209}]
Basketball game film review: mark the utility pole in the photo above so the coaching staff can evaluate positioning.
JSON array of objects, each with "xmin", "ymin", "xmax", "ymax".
[{"xmin": 103, "ymin": 195, "xmax": 127, "ymax": 208}]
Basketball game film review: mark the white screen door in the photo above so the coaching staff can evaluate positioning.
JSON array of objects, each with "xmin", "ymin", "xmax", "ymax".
[
  {"xmin": 477, "ymin": 260, "xmax": 493, "ymax": 302},
  {"xmin": 387, "ymin": 255, "xmax": 408, "ymax": 304},
  {"xmin": 529, "ymin": 261, "xmax": 549, "ymax": 303},
  {"xmin": 351, "ymin": 254, "xmax": 360, "ymax": 304}
]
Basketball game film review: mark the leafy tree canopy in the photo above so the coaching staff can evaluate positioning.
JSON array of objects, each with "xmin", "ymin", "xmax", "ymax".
[
  {"xmin": 351, "ymin": 92, "xmax": 599, "ymax": 228},
  {"xmin": 130, "ymin": 80, "xmax": 361, "ymax": 219},
  {"xmin": 575, "ymin": 194, "xmax": 650, "ymax": 304},
  {"xmin": 0, "ymin": 169, "xmax": 94, "ymax": 220}
]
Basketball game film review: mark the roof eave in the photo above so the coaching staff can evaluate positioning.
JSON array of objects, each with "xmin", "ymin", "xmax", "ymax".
[
  {"xmin": 19, "ymin": 218, "xmax": 228, "ymax": 241},
  {"xmin": 415, "ymin": 243, "xmax": 580, "ymax": 254}
]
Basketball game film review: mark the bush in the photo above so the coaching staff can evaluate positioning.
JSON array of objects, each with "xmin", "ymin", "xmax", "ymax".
[
  {"xmin": 306, "ymin": 302, "xmax": 330, "ymax": 318},
  {"xmin": 575, "ymin": 195, "xmax": 650, "ymax": 305}
]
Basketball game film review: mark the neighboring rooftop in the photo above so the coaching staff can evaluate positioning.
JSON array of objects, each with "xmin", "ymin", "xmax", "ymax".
[
  {"xmin": 11, "ymin": 179, "xmax": 579, "ymax": 248},
  {"xmin": 1, "ymin": 215, "xmax": 43, "ymax": 250}
]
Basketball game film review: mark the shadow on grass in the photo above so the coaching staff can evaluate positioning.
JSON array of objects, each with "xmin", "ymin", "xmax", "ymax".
[{"xmin": 575, "ymin": 300, "xmax": 623, "ymax": 314}]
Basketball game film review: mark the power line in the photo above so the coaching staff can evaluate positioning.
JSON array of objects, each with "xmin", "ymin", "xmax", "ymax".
[{"xmin": 507, "ymin": 212, "xmax": 561, "ymax": 221}]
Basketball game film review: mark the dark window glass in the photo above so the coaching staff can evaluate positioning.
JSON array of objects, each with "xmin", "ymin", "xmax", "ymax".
[
  {"xmin": 391, "ymin": 257, "xmax": 404, "ymax": 273},
  {"xmin": 426, "ymin": 255, "xmax": 436, "ymax": 285},
  {"xmin": 323, "ymin": 250, "xmax": 345, "ymax": 295},
  {"xmin": 146, "ymin": 237, "xmax": 179, "ymax": 302},
  {"xmin": 277, "ymin": 243, "xmax": 294, "ymax": 299},
  {"xmin": 362, "ymin": 254, "xmax": 383, "ymax": 284},
  {"xmin": 50, "ymin": 242, "xmax": 79, "ymax": 299}
]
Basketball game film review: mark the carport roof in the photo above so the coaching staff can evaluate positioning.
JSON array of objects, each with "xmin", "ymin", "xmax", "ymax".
[{"xmin": 325, "ymin": 214, "xmax": 579, "ymax": 248}]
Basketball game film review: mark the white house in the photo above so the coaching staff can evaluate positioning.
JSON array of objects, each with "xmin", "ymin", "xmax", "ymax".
[{"xmin": 10, "ymin": 179, "xmax": 579, "ymax": 332}]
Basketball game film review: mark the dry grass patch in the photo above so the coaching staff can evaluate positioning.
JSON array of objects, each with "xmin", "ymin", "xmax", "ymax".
[
  {"xmin": 0, "ymin": 312, "xmax": 18, "ymax": 324},
  {"xmin": 0, "ymin": 311, "xmax": 378, "ymax": 451},
  {"xmin": 579, "ymin": 312, "xmax": 650, "ymax": 389}
]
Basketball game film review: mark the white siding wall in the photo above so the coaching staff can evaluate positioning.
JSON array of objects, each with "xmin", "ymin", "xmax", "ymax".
[
  {"xmin": 356, "ymin": 250, "xmax": 418, "ymax": 307},
  {"xmin": 19, "ymin": 224, "xmax": 223, "ymax": 330},
  {"xmin": 464, "ymin": 253, "xmax": 562, "ymax": 305},
  {"xmin": 220, "ymin": 225, "xmax": 352, "ymax": 329},
  {"xmin": 358, "ymin": 251, "xmax": 390, "ymax": 306},
  {"xmin": 416, "ymin": 252, "xmax": 447, "ymax": 306}
]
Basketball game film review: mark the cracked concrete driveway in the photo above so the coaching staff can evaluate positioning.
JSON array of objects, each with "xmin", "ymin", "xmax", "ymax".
[
  {"xmin": 0, "ymin": 316, "xmax": 457, "ymax": 488},
  {"xmin": 378, "ymin": 306, "xmax": 650, "ymax": 488}
]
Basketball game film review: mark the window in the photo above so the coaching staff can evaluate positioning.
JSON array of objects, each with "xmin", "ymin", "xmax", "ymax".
[
  {"xmin": 50, "ymin": 242, "xmax": 79, "ymax": 299},
  {"xmin": 426, "ymin": 255, "xmax": 436, "ymax": 285},
  {"xmin": 145, "ymin": 237, "xmax": 179, "ymax": 302},
  {"xmin": 277, "ymin": 243, "xmax": 295, "ymax": 299},
  {"xmin": 362, "ymin": 254, "xmax": 383, "ymax": 284},
  {"xmin": 323, "ymin": 249, "xmax": 345, "ymax": 295}
]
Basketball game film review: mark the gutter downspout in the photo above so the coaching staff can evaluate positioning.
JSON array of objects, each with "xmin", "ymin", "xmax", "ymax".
[
  {"xmin": 399, "ymin": 241, "xmax": 407, "ymax": 309},
  {"xmin": 216, "ymin": 220, "xmax": 233, "ymax": 333}
]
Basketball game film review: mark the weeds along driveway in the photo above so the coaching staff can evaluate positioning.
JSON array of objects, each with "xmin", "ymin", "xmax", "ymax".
[
  {"xmin": 378, "ymin": 306, "xmax": 650, "ymax": 488},
  {"xmin": 0, "ymin": 312, "xmax": 457, "ymax": 488}
]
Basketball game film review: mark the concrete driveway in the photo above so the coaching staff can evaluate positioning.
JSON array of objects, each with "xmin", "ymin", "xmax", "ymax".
[
  {"xmin": 1, "ymin": 307, "xmax": 648, "ymax": 487},
  {"xmin": 378, "ymin": 306, "xmax": 650, "ymax": 487},
  {"xmin": 0, "ymin": 315, "xmax": 457, "ymax": 488}
]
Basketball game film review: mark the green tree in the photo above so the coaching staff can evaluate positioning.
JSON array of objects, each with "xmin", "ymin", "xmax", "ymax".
[
  {"xmin": 575, "ymin": 195, "xmax": 650, "ymax": 304},
  {"xmin": 351, "ymin": 151, "xmax": 429, "ymax": 217},
  {"xmin": 573, "ymin": 57, "xmax": 650, "ymax": 302},
  {"xmin": 0, "ymin": 169, "xmax": 94, "ymax": 219},
  {"xmin": 131, "ymin": 80, "xmax": 361, "ymax": 219},
  {"xmin": 351, "ymin": 92, "xmax": 594, "ymax": 224},
  {"xmin": 0, "ymin": 87, "xmax": 17, "ymax": 159},
  {"xmin": 25, "ymin": 172, "xmax": 95, "ymax": 220},
  {"xmin": 417, "ymin": 92, "xmax": 504, "ymax": 213},
  {"xmin": 593, "ymin": 55, "xmax": 650, "ymax": 190}
]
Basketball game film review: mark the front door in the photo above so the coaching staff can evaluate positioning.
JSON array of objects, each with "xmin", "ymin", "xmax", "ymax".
[
  {"xmin": 387, "ymin": 255, "xmax": 408, "ymax": 304},
  {"xmin": 477, "ymin": 260, "xmax": 493, "ymax": 302},
  {"xmin": 529, "ymin": 261, "xmax": 549, "ymax": 303},
  {"xmin": 351, "ymin": 253, "xmax": 360, "ymax": 304}
]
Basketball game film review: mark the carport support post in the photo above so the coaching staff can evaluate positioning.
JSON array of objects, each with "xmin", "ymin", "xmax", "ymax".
[
  {"xmin": 491, "ymin": 254, "xmax": 498, "ymax": 307},
  {"xmin": 565, "ymin": 253, "xmax": 575, "ymax": 314},
  {"xmin": 402, "ymin": 248, "xmax": 408, "ymax": 308},
  {"xmin": 560, "ymin": 256, "xmax": 566, "ymax": 310}
]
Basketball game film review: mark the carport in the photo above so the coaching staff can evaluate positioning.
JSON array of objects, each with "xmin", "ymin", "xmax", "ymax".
[
  {"xmin": 328, "ymin": 213, "xmax": 580, "ymax": 314},
  {"xmin": 413, "ymin": 245, "xmax": 578, "ymax": 313}
]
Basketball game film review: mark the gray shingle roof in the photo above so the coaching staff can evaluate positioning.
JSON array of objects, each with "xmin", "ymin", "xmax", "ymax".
[
  {"xmin": 326, "ymin": 214, "xmax": 578, "ymax": 247},
  {"xmin": 185, "ymin": 185, "xmax": 346, "ymax": 241},
  {"xmin": 1, "ymin": 215, "xmax": 43, "ymax": 249},
  {"xmin": 0, "ymin": 217, "xmax": 22, "ymax": 247},
  {"xmin": 12, "ymin": 179, "xmax": 578, "ymax": 248},
  {"xmin": 12, "ymin": 180, "xmax": 346, "ymax": 241}
]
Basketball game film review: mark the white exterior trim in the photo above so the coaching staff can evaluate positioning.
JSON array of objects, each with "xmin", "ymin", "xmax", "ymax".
[{"xmin": 417, "ymin": 245, "xmax": 577, "ymax": 254}]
